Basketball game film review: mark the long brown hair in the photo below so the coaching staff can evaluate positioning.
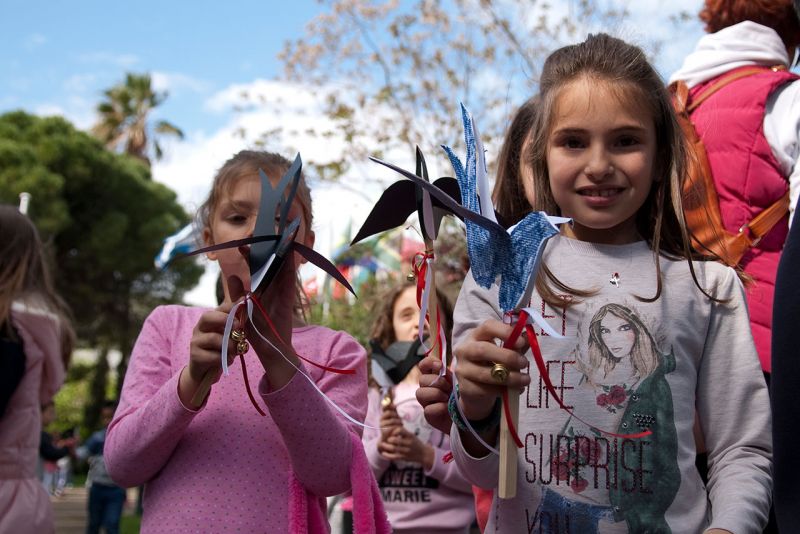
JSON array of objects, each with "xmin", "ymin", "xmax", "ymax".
[
  {"xmin": 0, "ymin": 205, "xmax": 75, "ymax": 366},
  {"xmin": 492, "ymin": 97, "xmax": 538, "ymax": 227},
  {"xmin": 526, "ymin": 33, "xmax": 711, "ymax": 305}
]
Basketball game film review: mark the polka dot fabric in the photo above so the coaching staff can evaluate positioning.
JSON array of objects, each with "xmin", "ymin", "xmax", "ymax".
[{"xmin": 105, "ymin": 305, "xmax": 368, "ymax": 533}]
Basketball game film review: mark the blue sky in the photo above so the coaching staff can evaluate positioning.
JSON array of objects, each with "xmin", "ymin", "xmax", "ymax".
[
  {"xmin": 1, "ymin": 0, "xmax": 706, "ymax": 304},
  {"xmin": 1, "ymin": 0, "xmax": 321, "ymax": 133}
]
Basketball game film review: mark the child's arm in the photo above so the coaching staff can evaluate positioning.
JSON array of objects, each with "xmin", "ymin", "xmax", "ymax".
[
  {"xmin": 448, "ymin": 272, "xmax": 529, "ymax": 489},
  {"xmin": 697, "ymin": 268, "xmax": 772, "ymax": 533},
  {"xmin": 104, "ymin": 306, "xmax": 202, "ymax": 487},
  {"xmin": 260, "ymin": 330, "xmax": 368, "ymax": 497}
]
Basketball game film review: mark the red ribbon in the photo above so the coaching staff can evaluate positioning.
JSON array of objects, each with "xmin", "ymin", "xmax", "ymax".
[
  {"xmin": 248, "ymin": 294, "xmax": 356, "ymax": 375},
  {"xmin": 500, "ymin": 310, "xmax": 652, "ymax": 449},
  {"xmin": 411, "ymin": 250, "xmax": 445, "ymax": 358}
]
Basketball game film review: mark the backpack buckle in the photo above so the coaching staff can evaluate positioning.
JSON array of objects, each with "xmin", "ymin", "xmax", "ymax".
[{"xmin": 738, "ymin": 224, "xmax": 762, "ymax": 247}]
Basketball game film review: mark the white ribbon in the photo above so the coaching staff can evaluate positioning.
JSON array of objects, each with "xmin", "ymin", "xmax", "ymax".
[
  {"xmin": 244, "ymin": 304, "xmax": 381, "ymax": 431},
  {"xmin": 417, "ymin": 257, "xmax": 434, "ymax": 352},
  {"xmin": 520, "ymin": 306, "xmax": 568, "ymax": 339}
]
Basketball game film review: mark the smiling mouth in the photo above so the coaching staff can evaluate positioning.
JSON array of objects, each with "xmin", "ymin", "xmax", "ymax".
[{"xmin": 578, "ymin": 188, "xmax": 624, "ymax": 198}]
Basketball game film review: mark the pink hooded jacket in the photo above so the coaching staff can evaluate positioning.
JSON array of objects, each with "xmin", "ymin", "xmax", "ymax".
[{"xmin": 0, "ymin": 303, "xmax": 65, "ymax": 534}]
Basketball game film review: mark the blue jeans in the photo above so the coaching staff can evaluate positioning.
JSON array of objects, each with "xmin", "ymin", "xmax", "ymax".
[
  {"xmin": 86, "ymin": 484, "xmax": 126, "ymax": 534},
  {"xmin": 534, "ymin": 487, "xmax": 616, "ymax": 534}
]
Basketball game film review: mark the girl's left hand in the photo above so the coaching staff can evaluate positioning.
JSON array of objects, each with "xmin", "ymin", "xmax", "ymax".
[
  {"xmin": 378, "ymin": 427, "xmax": 435, "ymax": 470},
  {"xmin": 228, "ymin": 251, "xmax": 300, "ymax": 388}
]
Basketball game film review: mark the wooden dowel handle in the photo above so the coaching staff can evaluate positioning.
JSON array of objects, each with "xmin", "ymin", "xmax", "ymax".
[{"xmin": 498, "ymin": 389, "xmax": 519, "ymax": 499}]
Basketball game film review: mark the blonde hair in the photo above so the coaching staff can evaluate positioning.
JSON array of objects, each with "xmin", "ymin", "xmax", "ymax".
[{"xmin": 0, "ymin": 205, "xmax": 75, "ymax": 365}]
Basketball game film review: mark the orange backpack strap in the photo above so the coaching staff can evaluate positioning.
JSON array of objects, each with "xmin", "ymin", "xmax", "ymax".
[
  {"xmin": 741, "ymin": 191, "xmax": 791, "ymax": 247},
  {"xmin": 672, "ymin": 65, "xmax": 791, "ymax": 264},
  {"xmin": 688, "ymin": 65, "xmax": 787, "ymax": 112}
]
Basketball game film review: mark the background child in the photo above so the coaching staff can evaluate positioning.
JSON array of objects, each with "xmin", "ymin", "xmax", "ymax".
[
  {"xmin": 104, "ymin": 150, "xmax": 376, "ymax": 533},
  {"xmin": 0, "ymin": 205, "xmax": 74, "ymax": 533},
  {"xmin": 362, "ymin": 281, "xmax": 475, "ymax": 534},
  {"xmin": 446, "ymin": 34, "xmax": 771, "ymax": 533},
  {"xmin": 77, "ymin": 400, "xmax": 126, "ymax": 534}
]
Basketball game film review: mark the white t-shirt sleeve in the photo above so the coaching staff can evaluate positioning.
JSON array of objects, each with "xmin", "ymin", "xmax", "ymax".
[{"xmin": 763, "ymin": 78, "xmax": 800, "ymax": 225}]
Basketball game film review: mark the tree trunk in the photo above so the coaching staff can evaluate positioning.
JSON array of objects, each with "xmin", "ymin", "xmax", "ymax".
[{"xmin": 85, "ymin": 346, "xmax": 109, "ymax": 432}]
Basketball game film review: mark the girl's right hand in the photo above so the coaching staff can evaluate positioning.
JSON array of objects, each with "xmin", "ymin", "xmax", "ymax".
[
  {"xmin": 416, "ymin": 355, "xmax": 454, "ymax": 435},
  {"xmin": 179, "ymin": 303, "xmax": 238, "ymax": 407},
  {"xmin": 454, "ymin": 319, "xmax": 530, "ymax": 422}
]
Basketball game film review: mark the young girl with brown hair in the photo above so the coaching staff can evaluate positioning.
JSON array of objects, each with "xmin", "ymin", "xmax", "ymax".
[
  {"xmin": 0, "ymin": 205, "xmax": 74, "ymax": 534},
  {"xmin": 431, "ymin": 34, "xmax": 771, "ymax": 533},
  {"xmin": 104, "ymin": 150, "xmax": 382, "ymax": 533}
]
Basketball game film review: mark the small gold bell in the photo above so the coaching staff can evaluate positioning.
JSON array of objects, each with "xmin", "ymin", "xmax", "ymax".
[
  {"xmin": 231, "ymin": 329, "xmax": 247, "ymax": 342},
  {"xmin": 406, "ymin": 272, "xmax": 416, "ymax": 282},
  {"xmin": 236, "ymin": 340, "xmax": 250, "ymax": 354}
]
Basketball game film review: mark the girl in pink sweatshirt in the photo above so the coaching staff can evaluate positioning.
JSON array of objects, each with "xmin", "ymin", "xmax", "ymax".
[
  {"xmin": 105, "ymin": 150, "xmax": 380, "ymax": 533},
  {"xmin": 363, "ymin": 282, "xmax": 475, "ymax": 534}
]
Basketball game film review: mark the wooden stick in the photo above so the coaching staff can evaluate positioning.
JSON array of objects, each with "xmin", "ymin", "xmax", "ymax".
[
  {"xmin": 190, "ymin": 369, "xmax": 217, "ymax": 408},
  {"xmin": 423, "ymin": 239, "xmax": 443, "ymax": 370},
  {"xmin": 498, "ymin": 388, "xmax": 519, "ymax": 498}
]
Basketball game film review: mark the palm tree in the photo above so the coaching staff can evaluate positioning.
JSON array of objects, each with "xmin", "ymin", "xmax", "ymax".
[{"xmin": 92, "ymin": 73, "xmax": 184, "ymax": 167}]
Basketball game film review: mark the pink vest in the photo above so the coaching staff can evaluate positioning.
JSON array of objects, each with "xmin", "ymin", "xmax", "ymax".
[{"xmin": 690, "ymin": 66, "xmax": 798, "ymax": 372}]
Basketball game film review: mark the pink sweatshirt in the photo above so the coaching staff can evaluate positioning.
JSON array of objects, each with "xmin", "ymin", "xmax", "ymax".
[
  {"xmin": 363, "ymin": 382, "xmax": 475, "ymax": 534},
  {"xmin": 105, "ymin": 305, "xmax": 369, "ymax": 533}
]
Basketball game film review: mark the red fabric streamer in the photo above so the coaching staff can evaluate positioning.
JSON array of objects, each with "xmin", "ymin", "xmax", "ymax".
[
  {"xmin": 500, "ymin": 310, "xmax": 652, "ymax": 448},
  {"xmin": 248, "ymin": 294, "xmax": 356, "ymax": 375}
]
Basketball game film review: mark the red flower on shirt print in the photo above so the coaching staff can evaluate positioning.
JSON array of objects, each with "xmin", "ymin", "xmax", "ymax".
[
  {"xmin": 595, "ymin": 383, "xmax": 634, "ymax": 413},
  {"xmin": 552, "ymin": 438, "xmax": 601, "ymax": 494}
]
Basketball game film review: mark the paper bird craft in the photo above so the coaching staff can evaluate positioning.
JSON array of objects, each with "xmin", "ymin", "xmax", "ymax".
[{"xmin": 168, "ymin": 154, "xmax": 358, "ymax": 416}]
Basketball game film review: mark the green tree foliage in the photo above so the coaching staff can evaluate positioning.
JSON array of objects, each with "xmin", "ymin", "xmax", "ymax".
[
  {"xmin": 0, "ymin": 111, "xmax": 202, "ymax": 430},
  {"xmin": 92, "ymin": 72, "xmax": 184, "ymax": 166}
]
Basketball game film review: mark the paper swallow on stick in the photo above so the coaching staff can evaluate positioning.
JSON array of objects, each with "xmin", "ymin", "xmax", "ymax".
[
  {"xmin": 168, "ymin": 154, "xmax": 356, "ymax": 409},
  {"xmin": 351, "ymin": 147, "xmax": 462, "ymax": 245},
  {"xmin": 172, "ymin": 154, "xmax": 354, "ymax": 298}
]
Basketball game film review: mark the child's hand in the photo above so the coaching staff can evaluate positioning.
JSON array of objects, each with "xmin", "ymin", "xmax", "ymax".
[
  {"xmin": 454, "ymin": 319, "xmax": 530, "ymax": 422},
  {"xmin": 181, "ymin": 303, "xmax": 237, "ymax": 407},
  {"xmin": 379, "ymin": 402, "xmax": 403, "ymax": 442},
  {"xmin": 229, "ymin": 254, "xmax": 298, "ymax": 364},
  {"xmin": 416, "ymin": 355, "xmax": 453, "ymax": 434},
  {"xmin": 378, "ymin": 427, "xmax": 435, "ymax": 469}
]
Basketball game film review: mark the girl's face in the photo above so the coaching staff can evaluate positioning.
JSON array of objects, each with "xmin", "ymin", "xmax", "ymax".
[
  {"xmin": 546, "ymin": 77, "xmax": 656, "ymax": 245},
  {"xmin": 204, "ymin": 174, "xmax": 314, "ymax": 294},
  {"xmin": 599, "ymin": 313, "xmax": 635, "ymax": 357},
  {"xmin": 392, "ymin": 285, "xmax": 421, "ymax": 343}
]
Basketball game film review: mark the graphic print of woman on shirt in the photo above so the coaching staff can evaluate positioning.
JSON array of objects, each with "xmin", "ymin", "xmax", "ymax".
[{"xmin": 538, "ymin": 302, "xmax": 679, "ymax": 533}]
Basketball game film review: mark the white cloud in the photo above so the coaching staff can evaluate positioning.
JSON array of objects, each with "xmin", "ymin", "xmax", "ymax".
[
  {"xmin": 33, "ymin": 95, "xmax": 95, "ymax": 130},
  {"xmin": 63, "ymin": 73, "xmax": 98, "ymax": 93},
  {"xmin": 23, "ymin": 33, "xmax": 47, "ymax": 50},
  {"xmin": 76, "ymin": 51, "xmax": 140, "ymax": 68},
  {"xmin": 151, "ymin": 71, "xmax": 211, "ymax": 94}
]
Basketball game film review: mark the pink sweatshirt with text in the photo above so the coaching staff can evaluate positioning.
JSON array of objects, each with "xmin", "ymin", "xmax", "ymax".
[{"xmin": 105, "ymin": 305, "xmax": 368, "ymax": 533}]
